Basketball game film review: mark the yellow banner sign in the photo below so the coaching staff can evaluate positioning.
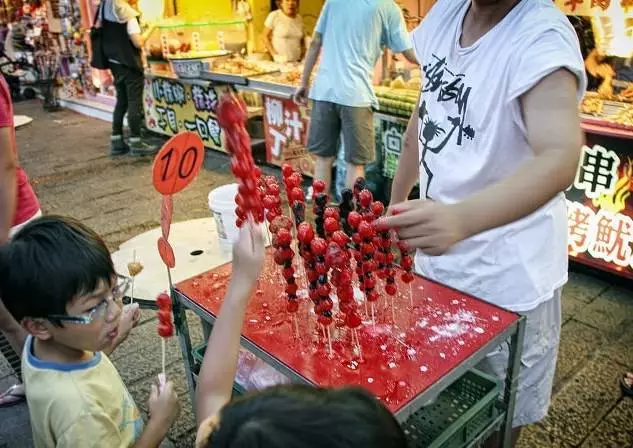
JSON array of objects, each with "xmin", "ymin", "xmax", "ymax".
[{"xmin": 144, "ymin": 75, "xmax": 233, "ymax": 152}]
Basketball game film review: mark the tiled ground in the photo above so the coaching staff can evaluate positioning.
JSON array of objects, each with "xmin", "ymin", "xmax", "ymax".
[{"xmin": 0, "ymin": 102, "xmax": 631, "ymax": 447}]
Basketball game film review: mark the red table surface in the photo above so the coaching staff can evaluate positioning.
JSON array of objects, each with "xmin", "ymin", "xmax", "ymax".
[{"xmin": 177, "ymin": 252, "xmax": 519, "ymax": 414}]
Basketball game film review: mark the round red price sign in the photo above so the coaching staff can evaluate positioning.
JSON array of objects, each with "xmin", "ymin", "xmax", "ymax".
[{"xmin": 152, "ymin": 132, "xmax": 204, "ymax": 195}]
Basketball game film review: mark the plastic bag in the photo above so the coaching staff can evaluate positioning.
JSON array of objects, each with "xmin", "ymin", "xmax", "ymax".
[{"xmin": 235, "ymin": 349, "xmax": 290, "ymax": 391}]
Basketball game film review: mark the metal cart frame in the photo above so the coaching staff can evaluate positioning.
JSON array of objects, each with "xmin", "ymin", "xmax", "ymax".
[{"xmin": 172, "ymin": 286, "xmax": 526, "ymax": 448}]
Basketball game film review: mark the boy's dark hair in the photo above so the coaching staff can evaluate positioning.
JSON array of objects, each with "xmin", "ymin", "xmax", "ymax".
[
  {"xmin": 0, "ymin": 216, "xmax": 114, "ymax": 322},
  {"xmin": 207, "ymin": 385, "xmax": 406, "ymax": 448}
]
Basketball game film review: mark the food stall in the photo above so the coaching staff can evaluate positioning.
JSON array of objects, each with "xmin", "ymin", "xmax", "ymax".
[
  {"xmin": 556, "ymin": 0, "xmax": 633, "ymax": 280},
  {"xmin": 141, "ymin": 0, "xmax": 427, "ymax": 170}
]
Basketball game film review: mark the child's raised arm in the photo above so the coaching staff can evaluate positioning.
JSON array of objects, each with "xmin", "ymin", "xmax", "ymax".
[{"xmin": 195, "ymin": 224, "xmax": 265, "ymax": 425}]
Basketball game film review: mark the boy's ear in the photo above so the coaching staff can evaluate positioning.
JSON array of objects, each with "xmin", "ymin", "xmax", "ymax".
[{"xmin": 22, "ymin": 318, "xmax": 53, "ymax": 341}]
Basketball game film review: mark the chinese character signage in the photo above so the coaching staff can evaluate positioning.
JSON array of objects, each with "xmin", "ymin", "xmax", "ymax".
[
  {"xmin": 376, "ymin": 114, "xmax": 408, "ymax": 179},
  {"xmin": 554, "ymin": 0, "xmax": 631, "ymax": 15},
  {"xmin": 262, "ymin": 95, "xmax": 314, "ymax": 175},
  {"xmin": 567, "ymin": 140, "xmax": 633, "ymax": 279},
  {"xmin": 144, "ymin": 76, "xmax": 232, "ymax": 152}
]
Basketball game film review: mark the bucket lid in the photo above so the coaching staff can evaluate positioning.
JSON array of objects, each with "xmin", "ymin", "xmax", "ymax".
[{"xmin": 208, "ymin": 183, "xmax": 240, "ymax": 207}]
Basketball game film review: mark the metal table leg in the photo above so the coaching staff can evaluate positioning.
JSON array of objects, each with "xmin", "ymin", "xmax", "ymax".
[
  {"xmin": 500, "ymin": 316, "xmax": 526, "ymax": 448},
  {"xmin": 172, "ymin": 287, "xmax": 197, "ymax": 405},
  {"xmin": 201, "ymin": 318, "xmax": 213, "ymax": 341}
]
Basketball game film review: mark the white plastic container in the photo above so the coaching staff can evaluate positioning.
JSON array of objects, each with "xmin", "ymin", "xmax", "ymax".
[
  {"xmin": 208, "ymin": 183, "xmax": 241, "ymax": 245},
  {"xmin": 208, "ymin": 184, "xmax": 269, "ymax": 251}
]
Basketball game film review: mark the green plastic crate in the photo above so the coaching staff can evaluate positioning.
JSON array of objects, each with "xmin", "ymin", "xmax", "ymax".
[
  {"xmin": 403, "ymin": 370, "xmax": 501, "ymax": 448},
  {"xmin": 192, "ymin": 343, "xmax": 246, "ymax": 397}
]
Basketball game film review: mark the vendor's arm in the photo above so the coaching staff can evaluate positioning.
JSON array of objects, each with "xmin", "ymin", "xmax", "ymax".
[
  {"xmin": 294, "ymin": 32, "xmax": 322, "ymax": 104},
  {"xmin": 390, "ymin": 93, "xmax": 421, "ymax": 205},
  {"xmin": 0, "ymin": 112, "xmax": 16, "ymax": 244},
  {"xmin": 380, "ymin": 69, "xmax": 583, "ymax": 255},
  {"xmin": 195, "ymin": 225, "xmax": 265, "ymax": 424},
  {"xmin": 262, "ymin": 26, "xmax": 276, "ymax": 56}
]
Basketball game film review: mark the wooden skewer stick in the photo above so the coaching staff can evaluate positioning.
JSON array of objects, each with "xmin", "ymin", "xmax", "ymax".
[
  {"xmin": 326, "ymin": 326, "xmax": 333, "ymax": 357},
  {"xmin": 130, "ymin": 250, "xmax": 136, "ymax": 305}
]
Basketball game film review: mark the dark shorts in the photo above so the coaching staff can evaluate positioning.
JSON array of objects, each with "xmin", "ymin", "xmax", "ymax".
[{"xmin": 307, "ymin": 100, "xmax": 375, "ymax": 165}]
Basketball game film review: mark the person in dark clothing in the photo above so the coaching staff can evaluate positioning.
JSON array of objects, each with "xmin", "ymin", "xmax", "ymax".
[{"xmin": 100, "ymin": 0, "xmax": 156, "ymax": 156}]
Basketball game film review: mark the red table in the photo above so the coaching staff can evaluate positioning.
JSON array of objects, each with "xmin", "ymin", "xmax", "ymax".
[{"xmin": 173, "ymin": 250, "xmax": 524, "ymax": 447}]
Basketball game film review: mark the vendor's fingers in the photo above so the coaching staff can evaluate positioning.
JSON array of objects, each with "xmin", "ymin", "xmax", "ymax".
[
  {"xmin": 396, "ymin": 227, "xmax": 431, "ymax": 241},
  {"xmin": 399, "ymin": 236, "xmax": 441, "ymax": 256},
  {"xmin": 377, "ymin": 206, "xmax": 431, "ymax": 230}
]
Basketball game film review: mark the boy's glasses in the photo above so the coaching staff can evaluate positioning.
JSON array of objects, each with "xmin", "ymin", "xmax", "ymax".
[{"xmin": 46, "ymin": 275, "xmax": 131, "ymax": 325}]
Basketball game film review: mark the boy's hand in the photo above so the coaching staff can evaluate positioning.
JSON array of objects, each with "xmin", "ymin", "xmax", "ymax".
[
  {"xmin": 377, "ymin": 199, "xmax": 467, "ymax": 256},
  {"xmin": 231, "ymin": 224, "xmax": 265, "ymax": 294},
  {"xmin": 148, "ymin": 381, "xmax": 180, "ymax": 427}
]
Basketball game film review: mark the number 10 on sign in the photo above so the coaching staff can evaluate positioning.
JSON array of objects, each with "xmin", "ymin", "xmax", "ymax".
[{"xmin": 152, "ymin": 132, "xmax": 205, "ymax": 196}]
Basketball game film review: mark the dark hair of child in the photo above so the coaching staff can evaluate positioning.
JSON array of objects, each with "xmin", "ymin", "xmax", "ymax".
[
  {"xmin": 205, "ymin": 385, "xmax": 407, "ymax": 448},
  {"xmin": 0, "ymin": 216, "xmax": 115, "ymax": 323}
]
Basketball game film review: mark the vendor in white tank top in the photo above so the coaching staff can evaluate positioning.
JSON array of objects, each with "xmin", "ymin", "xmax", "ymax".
[
  {"xmin": 378, "ymin": 0, "xmax": 586, "ymax": 443},
  {"xmin": 263, "ymin": 0, "xmax": 305, "ymax": 63}
]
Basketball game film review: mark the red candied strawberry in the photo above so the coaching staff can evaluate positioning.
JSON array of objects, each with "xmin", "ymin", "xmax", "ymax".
[
  {"xmin": 402, "ymin": 272, "xmax": 415, "ymax": 283},
  {"xmin": 366, "ymin": 290, "xmax": 379, "ymax": 302},
  {"xmin": 371, "ymin": 201, "xmax": 385, "ymax": 217},
  {"xmin": 263, "ymin": 195, "xmax": 276, "ymax": 210},
  {"xmin": 287, "ymin": 300, "xmax": 299, "ymax": 313},
  {"xmin": 276, "ymin": 228, "xmax": 292, "ymax": 247},
  {"xmin": 331, "ymin": 230, "xmax": 350, "ymax": 248},
  {"xmin": 157, "ymin": 310, "xmax": 172, "ymax": 324},
  {"xmin": 358, "ymin": 221, "xmax": 374, "ymax": 239},
  {"xmin": 324, "ymin": 207, "xmax": 340, "ymax": 219},
  {"xmin": 346, "ymin": 313, "xmax": 362, "ymax": 328},
  {"xmin": 317, "ymin": 283, "xmax": 331, "ymax": 296},
  {"xmin": 282, "ymin": 163, "xmax": 294, "ymax": 178},
  {"xmin": 385, "ymin": 283, "xmax": 397, "ymax": 296},
  {"xmin": 291, "ymin": 187, "xmax": 305, "ymax": 202},
  {"xmin": 318, "ymin": 315, "xmax": 333, "ymax": 326},
  {"xmin": 156, "ymin": 293, "xmax": 171, "ymax": 309},
  {"xmin": 401, "ymin": 256, "xmax": 413, "ymax": 271},
  {"xmin": 310, "ymin": 238, "xmax": 327, "ymax": 256},
  {"xmin": 347, "ymin": 211, "xmax": 362, "ymax": 230},
  {"xmin": 157, "ymin": 323, "xmax": 174, "ymax": 338},
  {"xmin": 297, "ymin": 222, "xmax": 315, "ymax": 244},
  {"xmin": 324, "ymin": 217, "xmax": 339, "ymax": 234},
  {"xmin": 313, "ymin": 179, "xmax": 326, "ymax": 194},
  {"xmin": 359, "ymin": 190, "xmax": 373, "ymax": 208},
  {"xmin": 282, "ymin": 267, "xmax": 295, "ymax": 279}
]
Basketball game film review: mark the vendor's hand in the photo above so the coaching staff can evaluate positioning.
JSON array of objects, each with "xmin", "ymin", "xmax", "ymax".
[
  {"xmin": 231, "ymin": 224, "xmax": 265, "ymax": 294},
  {"xmin": 148, "ymin": 380, "xmax": 180, "ymax": 427},
  {"xmin": 376, "ymin": 199, "xmax": 467, "ymax": 256},
  {"xmin": 293, "ymin": 85, "xmax": 308, "ymax": 106}
]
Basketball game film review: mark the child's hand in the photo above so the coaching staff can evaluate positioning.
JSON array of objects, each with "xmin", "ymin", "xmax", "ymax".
[
  {"xmin": 231, "ymin": 224, "xmax": 265, "ymax": 293},
  {"xmin": 148, "ymin": 380, "xmax": 180, "ymax": 427}
]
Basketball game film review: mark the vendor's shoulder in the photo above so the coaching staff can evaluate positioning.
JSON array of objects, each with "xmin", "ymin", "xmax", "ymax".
[{"xmin": 512, "ymin": 0, "xmax": 576, "ymax": 39}]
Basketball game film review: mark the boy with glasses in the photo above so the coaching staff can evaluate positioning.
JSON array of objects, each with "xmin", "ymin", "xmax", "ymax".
[{"xmin": 0, "ymin": 216, "xmax": 180, "ymax": 447}]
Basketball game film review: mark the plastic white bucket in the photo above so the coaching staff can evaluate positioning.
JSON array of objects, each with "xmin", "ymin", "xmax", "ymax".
[{"xmin": 208, "ymin": 183, "xmax": 241, "ymax": 245}]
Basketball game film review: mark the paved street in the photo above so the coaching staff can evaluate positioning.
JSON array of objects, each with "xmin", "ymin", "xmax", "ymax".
[{"xmin": 0, "ymin": 101, "xmax": 631, "ymax": 447}]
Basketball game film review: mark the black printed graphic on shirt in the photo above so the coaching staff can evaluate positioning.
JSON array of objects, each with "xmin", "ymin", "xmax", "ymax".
[{"xmin": 419, "ymin": 54, "xmax": 476, "ymax": 199}]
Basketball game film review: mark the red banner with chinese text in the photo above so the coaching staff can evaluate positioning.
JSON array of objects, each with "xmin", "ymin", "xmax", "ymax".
[
  {"xmin": 262, "ymin": 95, "xmax": 315, "ymax": 176},
  {"xmin": 567, "ymin": 135, "xmax": 633, "ymax": 280},
  {"xmin": 554, "ymin": 0, "xmax": 628, "ymax": 16}
]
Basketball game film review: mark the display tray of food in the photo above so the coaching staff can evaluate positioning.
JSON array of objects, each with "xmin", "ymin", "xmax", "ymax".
[
  {"xmin": 166, "ymin": 50, "xmax": 233, "ymax": 79},
  {"xmin": 375, "ymin": 85, "xmax": 419, "ymax": 118},
  {"xmin": 202, "ymin": 58, "xmax": 280, "ymax": 85},
  {"xmin": 580, "ymin": 94, "xmax": 633, "ymax": 132},
  {"xmin": 246, "ymin": 69, "xmax": 304, "ymax": 98}
]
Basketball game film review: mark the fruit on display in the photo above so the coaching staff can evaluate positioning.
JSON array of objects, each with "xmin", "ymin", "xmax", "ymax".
[{"xmin": 375, "ymin": 85, "xmax": 419, "ymax": 117}]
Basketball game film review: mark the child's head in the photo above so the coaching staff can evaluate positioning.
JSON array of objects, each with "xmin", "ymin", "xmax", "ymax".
[
  {"xmin": 200, "ymin": 385, "xmax": 406, "ymax": 448},
  {"xmin": 0, "ymin": 216, "xmax": 125, "ymax": 353}
]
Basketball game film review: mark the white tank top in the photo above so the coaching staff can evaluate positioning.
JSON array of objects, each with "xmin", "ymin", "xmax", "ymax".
[{"xmin": 411, "ymin": 0, "xmax": 587, "ymax": 312}]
